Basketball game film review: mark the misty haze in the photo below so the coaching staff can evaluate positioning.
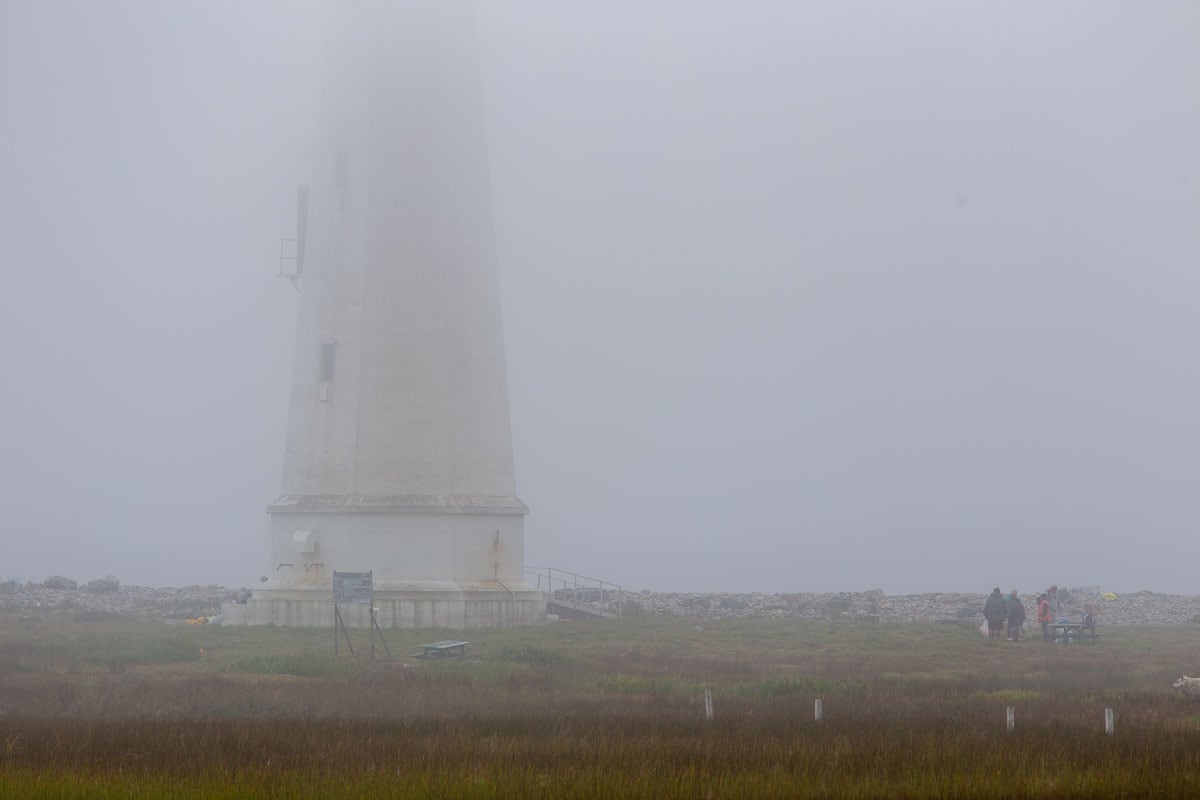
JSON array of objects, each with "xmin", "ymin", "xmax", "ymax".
[
  {"xmin": 4, "ymin": 3, "xmax": 1200, "ymax": 799},
  {"xmin": 2, "ymin": 1, "xmax": 1197, "ymax": 598}
]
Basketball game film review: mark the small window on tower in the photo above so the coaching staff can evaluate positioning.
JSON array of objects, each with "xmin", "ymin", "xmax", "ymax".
[{"xmin": 320, "ymin": 342, "xmax": 336, "ymax": 382}]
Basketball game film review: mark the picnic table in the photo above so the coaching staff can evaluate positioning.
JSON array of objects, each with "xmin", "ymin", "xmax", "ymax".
[
  {"xmin": 410, "ymin": 640, "xmax": 469, "ymax": 658},
  {"xmin": 1050, "ymin": 622, "xmax": 1099, "ymax": 644}
]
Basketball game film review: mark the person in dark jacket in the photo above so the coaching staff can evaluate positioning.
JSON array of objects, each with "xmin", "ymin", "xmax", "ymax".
[
  {"xmin": 1006, "ymin": 590, "xmax": 1026, "ymax": 641},
  {"xmin": 983, "ymin": 588, "xmax": 1007, "ymax": 640}
]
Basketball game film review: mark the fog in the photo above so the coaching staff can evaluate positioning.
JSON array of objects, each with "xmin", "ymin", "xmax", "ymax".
[{"xmin": 2, "ymin": 1, "xmax": 1197, "ymax": 596}]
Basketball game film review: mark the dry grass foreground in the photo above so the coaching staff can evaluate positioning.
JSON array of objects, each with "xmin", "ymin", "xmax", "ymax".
[{"xmin": 1, "ymin": 615, "xmax": 1199, "ymax": 798}]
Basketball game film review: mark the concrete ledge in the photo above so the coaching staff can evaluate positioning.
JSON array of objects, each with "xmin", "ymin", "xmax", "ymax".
[
  {"xmin": 223, "ymin": 583, "xmax": 545, "ymax": 628},
  {"xmin": 267, "ymin": 494, "xmax": 529, "ymax": 515}
]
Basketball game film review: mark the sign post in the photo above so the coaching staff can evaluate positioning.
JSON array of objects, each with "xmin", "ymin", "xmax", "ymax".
[{"xmin": 332, "ymin": 571, "xmax": 375, "ymax": 656}]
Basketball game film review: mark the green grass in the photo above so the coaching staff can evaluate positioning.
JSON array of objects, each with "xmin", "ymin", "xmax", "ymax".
[
  {"xmin": 729, "ymin": 674, "xmax": 863, "ymax": 697},
  {"xmin": 494, "ymin": 643, "xmax": 566, "ymax": 665},
  {"xmin": 2, "ymin": 617, "xmax": 1200, "ymax": 797},
  {"xmin": 223, "ymin": 652, "xmax": 355, "ymax": 676},
  {"xmin": 0, "ymin": 624, "xmax": 199, "ymax": 673}
]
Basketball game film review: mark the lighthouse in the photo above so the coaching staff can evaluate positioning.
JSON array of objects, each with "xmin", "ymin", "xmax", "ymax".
[{"xmin": 227, "ymin": 0, "xmax": 543, "ymax": 627}]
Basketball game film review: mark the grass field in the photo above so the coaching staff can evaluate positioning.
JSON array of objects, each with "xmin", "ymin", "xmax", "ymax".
[{"xmin": 1, "ymin": 615, "xmax": 1199, "ymax": 797}]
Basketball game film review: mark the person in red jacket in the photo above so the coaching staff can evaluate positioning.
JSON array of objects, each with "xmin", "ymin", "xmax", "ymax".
[{"xmin": 1037, "ymin": 593, "xmax": 1053, "ymax": 642}]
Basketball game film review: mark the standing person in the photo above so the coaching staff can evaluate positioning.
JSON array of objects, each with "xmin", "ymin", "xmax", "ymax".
[
  {"xmin": 983, "ymin": 588, "xmax": 1007, "ymax": 640},
  {"xmin": 1037, "ymin": 593, "xmax": 1053, "ymax": 642},
  {"xmin": 1047, "ymin": 585, "xmax": 1061, "ymax": 619},
  {"xmin": 1006, "ymin": 590, "xmax": 1026, "ymax": 642}
]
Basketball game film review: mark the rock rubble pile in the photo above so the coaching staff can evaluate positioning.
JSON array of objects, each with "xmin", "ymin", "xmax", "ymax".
[
  {"xmin": 0, "ymin": 580, "xmax": 244, "ymax": 621},
  {"xmin": 621, "ymin": 588, "xmax": 1200, "ymax": 626},
  {"xmin": 3, "ymin": 579, "xmax": 1198, "ymax": 626}
]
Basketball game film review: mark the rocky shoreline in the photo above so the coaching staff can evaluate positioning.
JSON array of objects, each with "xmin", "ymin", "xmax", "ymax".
[{"xmin": 3, "ymin": 579, "xmax": 1198, "ymax": 626}]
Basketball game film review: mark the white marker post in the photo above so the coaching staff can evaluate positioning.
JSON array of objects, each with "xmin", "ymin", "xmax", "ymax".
[
  {"xmin": 1006, "ymin": 707, "xmax": 1015, "ymax": 732},
  {"xmin": 704, "ymin": 688, "xmax": 713, "ymax": 721},
  {"xmin": 1105, "ymin": 708, "xmax": 1114, "ymax": 736},
  {"xmin": 814, "ymin": 698, "xmax": 823, "ymax": 722}
]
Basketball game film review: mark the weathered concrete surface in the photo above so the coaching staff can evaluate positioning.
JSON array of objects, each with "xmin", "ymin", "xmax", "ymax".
[{"xmin": 222, "ymin": 583, "xmax": 545, "ymax": 629}]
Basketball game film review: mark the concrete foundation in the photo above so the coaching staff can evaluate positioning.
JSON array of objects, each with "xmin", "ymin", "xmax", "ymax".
[
  {"xmin": 227, "ymin": 500, "xmax": 544, "ymax": 628},
  {"xmin": 223, "ymin": 582, "xmax": 544, "ymax": 628}
]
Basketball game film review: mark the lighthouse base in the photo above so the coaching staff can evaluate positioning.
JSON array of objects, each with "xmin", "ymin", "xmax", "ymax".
[
  {"xmin": 221, "ymin": 579, "xmax": 545, "ymax": 629},
  {"xmin": 226, "ymin": 498, "xmax": 542, "ymax": 628}
]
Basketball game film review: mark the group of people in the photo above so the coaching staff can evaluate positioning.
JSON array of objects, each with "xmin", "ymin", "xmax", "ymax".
[{"xmin": 982, "ymin": 585, "xmax": 1062, "ymax": 642}]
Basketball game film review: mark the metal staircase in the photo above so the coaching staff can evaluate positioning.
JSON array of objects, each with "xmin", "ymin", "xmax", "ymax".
[{"xmin": 525, "ymin": 568, "xmax": 623, "ymax": 620}]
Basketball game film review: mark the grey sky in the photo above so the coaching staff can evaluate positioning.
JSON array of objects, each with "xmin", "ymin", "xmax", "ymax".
[{"xmin": 2, "ymin": 1, "xmax": 1197, "ymax": 595}]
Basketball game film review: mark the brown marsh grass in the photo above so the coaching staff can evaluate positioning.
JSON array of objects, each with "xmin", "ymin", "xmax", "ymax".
[{"xmin": 1, "ymin": 616, "xmax": 1199, "ymax": 797}]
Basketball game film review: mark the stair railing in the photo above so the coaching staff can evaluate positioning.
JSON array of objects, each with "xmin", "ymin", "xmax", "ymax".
[{"xmin": 524, "ymin": 567, "xmax": 623, "ymax": 617}]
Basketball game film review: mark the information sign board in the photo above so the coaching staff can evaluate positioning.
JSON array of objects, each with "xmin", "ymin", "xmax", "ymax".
[{"xmin": 332, "ymin": 570, "xmax": 373, "ymax": 605}]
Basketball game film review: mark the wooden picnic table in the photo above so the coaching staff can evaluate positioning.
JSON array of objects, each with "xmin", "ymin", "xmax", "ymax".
[
  {"xmin": 411, "ymin": 640, "xmax": 469, "ymax": 658},
  {"xmin": 1050, "ymin": 622, "xmax": 1098, "ymax": 644}
]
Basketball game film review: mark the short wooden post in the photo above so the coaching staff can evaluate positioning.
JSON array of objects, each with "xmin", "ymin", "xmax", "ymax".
[
  {"xmin": 1105, "ymin": 708, "xmax": 1114, "ymax": 736},
  {"xmin": 1006, "ymin": 706, "xmax": 1015, "ymax": 732},
  {"xmin": 704, "ymin": 688, "xmax": 713, "ymax": 721},
  {"xmin": 814, "ymin": 698, "xmax": 823, "ymax": 722}
]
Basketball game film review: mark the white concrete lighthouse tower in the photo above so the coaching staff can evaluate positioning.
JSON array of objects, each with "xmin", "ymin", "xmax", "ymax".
[{"xmin": 230, "ymin": 0, "xmax": 543, "ymax": 627}]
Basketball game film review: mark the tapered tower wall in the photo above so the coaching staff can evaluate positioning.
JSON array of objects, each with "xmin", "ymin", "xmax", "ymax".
[{"xmin": 225, "ymin": 0, "xmax": 542, "ymax": 628}]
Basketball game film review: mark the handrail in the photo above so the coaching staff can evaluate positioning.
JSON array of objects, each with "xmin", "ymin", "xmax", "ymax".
[
  {"xmin": 526, "ymin": 567, "xmax": 617, "ymax": 587},
  {"xmin": 524, "ymin": 567, "xmax": 624, "ymax": 617},
  {"xmin": 494, "ymin": 575, "xmax": 517, "ymax": 626}
]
